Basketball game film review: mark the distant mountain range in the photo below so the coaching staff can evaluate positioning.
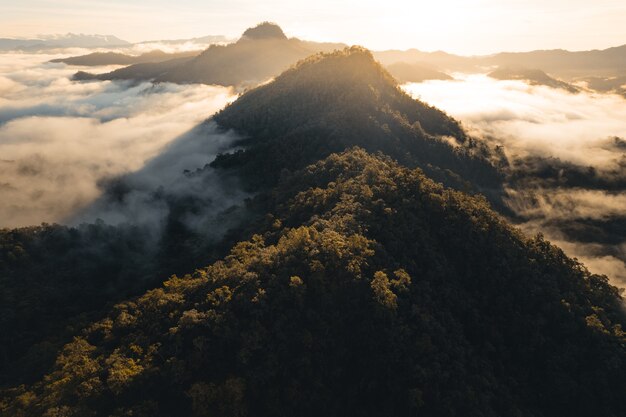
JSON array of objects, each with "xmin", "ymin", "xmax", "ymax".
[
  {"xmin": 2, "ymin": 46, "xmax": 624, "ymax": 417},
  {"xmin": 385, "ymin": 62, "xmax": 453, "ymax": 83},
  {"xmin": 374, "ymin": 44, "xmax": 626, "ymax": 79},
  {"xmin": 51, "ymin": 50, "xmax": 201, "ymax": 66},
  {"xmin": 136, "ymin": 35, "xmax": 229, "ymax": 46},
  {"xmin": 0, "ymin": 33, "xmax": 230, "ymax": 53},
  {"xmin": 58, "ymin": 23, "xmax": 625, "ymax": 96},
  {"xmin": 72, "ymin": 22, "xmax": 346, "ymax": 88},
  {"xmin": 488, "ymin": 67, "xmax": 580, "ymax": 93},
  {"xmin": 0, "ymin": 33, "xmax": 130, "ymax": 51}
]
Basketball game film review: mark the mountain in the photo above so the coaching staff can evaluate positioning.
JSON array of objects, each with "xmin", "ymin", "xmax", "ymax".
[
  {"xmin": 73, "ymin": 57, "xmax": 195, "ymax": 82},
  {"xmin": 488, "ymin": 67, "xmax": 579, "ymax": 93},
  {"xmin": 2, "ymin": 149, "xmax": 624, "ymax": 417},
  {"xmin": 1, "ymin": 45, "xmax": 625, "ymax": 417},
  {"xmin": 375, "ymin": 44, "xmax": 626, "ymax": 79},
  {"xmin": 386, "ymin": 61, "xmax": 453, "ymax": 83},
  {"xmin": 51, "ymin": 50, "xmax": 201, "ymax": 66},
  {"xmin": 374, "ymin": 49, "xmax": 475, "ymax": 72},
  {"xmin": 212, "ymin": 47, "xmax": 503, "ymax": 196},
  {"xmin": 240, "ymin": 21, "xmax": 288, "ymax": 39},
  {"xmin": 73, "ymin": 22, "xmax": 346, "ymax": 87},
  {"xmin": 581, "ymin": 75, "xmax": 626, "ymax": 98},
  {"xmin": 0, "ymin": 34, "xmax": 130, "ymax": 51}
]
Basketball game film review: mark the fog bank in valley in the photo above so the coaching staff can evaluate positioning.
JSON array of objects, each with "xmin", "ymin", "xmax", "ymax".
[
  {"xmin": 404, "ymin": 76, "xmax": 626, "ymax": 287},
  {"xmin": 0, "ymin": 52, "xmax": 238, "ymax": 228}
]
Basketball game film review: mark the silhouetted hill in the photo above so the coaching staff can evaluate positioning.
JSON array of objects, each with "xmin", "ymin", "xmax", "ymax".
[
  {"xmin": 212, "ymin": 47, "xmax": 503, "ymax": 194},
  {"xmin": 74, "ymin": 23, "xmax": 347, "ymax": 87},
  {"xmin": 489, "ymin": 67, "xmax": 579, "ymax": 93},
  {"xmin": 136, "ymin": 35, "xmax": 229, "ymax": 46},
  {"xmin": 374, "ymin": 49, "xmax": 472, "ymax": 72},
  {"xmin": 485, "ymin": 45, "xmax": 626, "ymax": 78},
  {"xmin": 375, "ymin": 44, "xmax": 626, "ymax": 79},
  {"xmin": 3, "ymin": 149, "xmax": 624, "ymax": 417},
  {"xmin": 386, "ymin": 61, "xmax": 453, "ymax": 83},
  {"xmin": 51, "ymin": 50, "xmax": 200, "ymax": 66},
  {"xmin": 73, "ymin": 56, "xmax": 195, "ymax": 82},
  {"xmin": 581, "ymin": 75, "xmax": 626, "ymax": 98},
  {"xmin": 241, "ymin": 21, "xmax": 287, "ymax": 40},
  {"xmin": 154, "ymin": 38, "xmax": 313, "ymax": 86}
]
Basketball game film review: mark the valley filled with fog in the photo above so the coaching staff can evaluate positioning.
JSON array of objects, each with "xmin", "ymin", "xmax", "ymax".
[
  {"xmin": 404, "ymin": 76, "xmax": 626, "ymax": 286},
  {"xmin": 0, "ymin": 51, "xmax": 238, "ymax": 228},
  {"xmin": 2, "ymin": 51, "xmax": 623, "ymax": 286},
  {"xmin": 1, "ymin": 10, "xmax": 625, "ymax": 414}
]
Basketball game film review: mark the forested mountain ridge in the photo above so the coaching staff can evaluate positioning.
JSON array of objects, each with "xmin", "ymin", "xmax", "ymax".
[
  {"xmin": 1, "ymin": 43, "xmax": 625, "ymax": 417},
  {"xmin": 212, "ymin": 47, "xmax": 504, "ymax": 196},
  {"xmin": 2, "ymin": 149, "xmax": 624, "ymax": 417}
]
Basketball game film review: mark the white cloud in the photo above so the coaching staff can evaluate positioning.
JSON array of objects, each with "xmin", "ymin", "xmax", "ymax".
[
  {"xmin": 0, "ymin": 52, "xmax": 238, "ymax": 228},
  {"xmin": 403, "ymin": 76, "xmax": 626, "ymax": 286},
  {"xmin": 403, "ymin": 75, "xmax": 626, "ymax": 169}
]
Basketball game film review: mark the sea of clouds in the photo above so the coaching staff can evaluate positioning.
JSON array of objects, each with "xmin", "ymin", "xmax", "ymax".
[
  {"xmin": 404, "ymin": 75, "xmax": 626, "ymax": 287},
  {"xmin": 0, "ymin": 51, "xmax": 239, "ymax": 229},
  {"xmin": 1, "ymin": 53, "xmax": 624, "ymax": 287}
]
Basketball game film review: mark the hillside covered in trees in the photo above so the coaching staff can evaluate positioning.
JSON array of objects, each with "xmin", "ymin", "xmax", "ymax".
[
  {"xmin": 2, "ymin": 149, "xmax": 625, "ymax": 417},
  {"xmin": 212, "ymin": 47, "xmax": 504, "ymax": 198},
  {"xmin": 1, "ymin": 47, "xmax": 625, "ymax": 417}
]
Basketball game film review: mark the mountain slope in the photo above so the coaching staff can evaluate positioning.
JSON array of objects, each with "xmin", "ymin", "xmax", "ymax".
[
  {"xmin": 212, "ymin": 47, "xmax": 503, "ymax": 194},
  {"xmin": 73, "ymin": 56, "xmax": 195, "ymax": 82},
  {"xmin": 488, "ymin": 67, "xmax": 580, "ymax": 93},
  {"xmin": 3, "ymin": 149, "xmax": 624, "ymax": 417},
  {"xmin": 52, "ymin": 50, "xmax": 200, "ymax": 66},
  {"xmin": 386, "ymin": 61, "xmax": 453, "ymax": 83},
  {"xmin": 0, "ymin": 34, "xmax": 130, "ymax": 51},
  {"xmin": 374, "ymin": 44, "xmax": 626, "ymax": 78}
]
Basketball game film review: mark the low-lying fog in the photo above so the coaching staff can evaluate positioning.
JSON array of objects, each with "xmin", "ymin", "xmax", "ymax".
[
  {"xmin": 1, "ymin": 52, "xmax": 624, "ymax": 287},
  {"xmin": 0, "ymin": 51, "xmax": 238, "ymax": 228},
  {"xmin": 404, "ymin": 76, "xmax": 626, "ymax": 287}
]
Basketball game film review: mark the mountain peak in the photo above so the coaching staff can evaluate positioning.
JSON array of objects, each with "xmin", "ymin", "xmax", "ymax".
[
  {"xmin": 240, "ymin": 22, "xmax": 287, "ymax": 40},
  {"xmin": 276, "ymin": 46, "xmax": 396, "ymax": 92},
  {"xmin": 212, "ymin": 46, "xmax": 500, "ymax": 194}
]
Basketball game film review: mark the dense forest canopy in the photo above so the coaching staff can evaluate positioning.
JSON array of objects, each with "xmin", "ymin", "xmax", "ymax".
[
  {"xmin": 1, "ymin": 43, "xmax": 625, "ymax": 417},
  {"xmin": 2, "ymin": 149, "xmax": 624, "ymax": 416},
  {"xmin": 212, "ymin": 47, "xmax": 505, "ymax": 199}
]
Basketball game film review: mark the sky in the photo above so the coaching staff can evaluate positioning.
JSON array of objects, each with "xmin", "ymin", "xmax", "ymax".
[{"xmin": 1, "ymin": 0, "xmax": 625, "ymax": 54}]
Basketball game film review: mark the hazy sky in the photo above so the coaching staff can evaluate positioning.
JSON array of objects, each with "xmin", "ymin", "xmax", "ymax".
[{"xmin": 1, "ymin": 0, "xmax": 625, "ymax": 54}]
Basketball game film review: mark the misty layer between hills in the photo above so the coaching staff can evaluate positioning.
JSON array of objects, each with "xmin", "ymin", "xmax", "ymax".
[
  {"xmin": 0, "ymin": 46, "xmax": 625, "ymax": 417},
  {"xmin": 404, "ymin": 76, "xmax": 626, "ymax": 286},
  {"xmin": 2, "ymin": 45, "xmax": 626, "ymax": 289},
  {"xmin": 0, "ymin": 52, "xmax": 243, "ymax": 230}
]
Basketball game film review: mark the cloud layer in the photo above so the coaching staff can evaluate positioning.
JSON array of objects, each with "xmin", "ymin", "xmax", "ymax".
[
  {"xmin": 0, "ymin": 52, "xmax": 237, "ymax": 228},
  {"xmin": 403, "ymin": 76, "xmax": 626, "ymax": 287}
]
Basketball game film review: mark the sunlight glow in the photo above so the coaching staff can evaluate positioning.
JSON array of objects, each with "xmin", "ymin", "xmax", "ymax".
[{"xmin": 1, "ymin": 0, "xmax": 625, "ymax": 54}]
